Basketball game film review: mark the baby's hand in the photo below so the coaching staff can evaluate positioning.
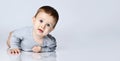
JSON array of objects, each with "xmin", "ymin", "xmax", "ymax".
[
  {"xmin": 9, "ymin": 48, "xmax": 20, "ymax": 54},
  {"xmin": 32, "ymin": 46, "xmax": 41, "ymax": 53}
]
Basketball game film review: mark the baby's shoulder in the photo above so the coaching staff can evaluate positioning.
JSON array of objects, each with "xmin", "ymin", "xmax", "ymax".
[
  {"xmin": 47, "ymin": 34, "xmax": 56, "ymax": 40},
  {"xmin": 44, "ymin": 34, "xmax": 56, "ymax": 45},
  {"xmin": 46, "ymin": 34, "xmax": 56, "ymax": 42}
]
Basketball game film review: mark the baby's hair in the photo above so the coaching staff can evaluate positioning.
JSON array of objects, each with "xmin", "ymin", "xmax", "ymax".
[{"xmin": 34, "ymin": 6, "xmax": 59, "ymax": 28}]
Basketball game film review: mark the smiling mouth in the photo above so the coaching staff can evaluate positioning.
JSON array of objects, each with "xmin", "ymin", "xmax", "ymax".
[{"xmin": 38, "ymin": 29, "xmax": 43, "ymax": 33}]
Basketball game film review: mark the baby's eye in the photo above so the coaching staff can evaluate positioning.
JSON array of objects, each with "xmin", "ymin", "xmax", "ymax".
[
  {"xmin": 39, "ymin": 20, "xmax": 43, "ymax": 23},
  {"xmin": 46, "ymin": 24, "xmax": 50, "ymax": 27}
]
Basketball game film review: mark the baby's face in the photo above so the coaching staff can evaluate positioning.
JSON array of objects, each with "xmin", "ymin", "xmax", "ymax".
[{"xmin": 32, "ymin": 11, "xmax": 55, "ymax": 37}]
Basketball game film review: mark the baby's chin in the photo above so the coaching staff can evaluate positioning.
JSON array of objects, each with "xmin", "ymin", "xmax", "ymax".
[{"xmin": 36, "ymin": 32, "xmax": 46, "ymax": 37}]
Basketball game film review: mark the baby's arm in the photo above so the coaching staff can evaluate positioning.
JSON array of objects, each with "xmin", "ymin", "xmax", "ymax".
[
  {"xmin": 41, "ymin": 43, "xmax": 56, "ymax": 52},
  {"xmin": 32, "ymin": 43, "xmax": 56, "ymax": 53},
  {"xmin": 32, "ymin": 37, "xmax": 56, "ymax": 53},
  {"xmin": 41, "ymin": 37, "xmax": 57, "ymax": 52},
  {"xmin": 7, "ymin": 31, "xmax": 22, "ymax": 54}
]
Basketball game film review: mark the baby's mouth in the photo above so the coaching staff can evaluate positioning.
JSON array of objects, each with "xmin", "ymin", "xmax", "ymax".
[{"xmin": 38, "ymin": 29, "xmax": 43, "ymax": 33}]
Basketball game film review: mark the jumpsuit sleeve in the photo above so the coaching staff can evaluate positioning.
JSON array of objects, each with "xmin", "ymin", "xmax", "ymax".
[
  {"xmin": 10, "ymin": 31, "xmax": 23, "ymax": 49},
  {"xmin": 41, "ymin": 36, "xmax": 57, "ymax": 52}
]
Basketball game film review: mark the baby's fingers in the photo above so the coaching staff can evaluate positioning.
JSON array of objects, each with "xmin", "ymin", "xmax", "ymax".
[
  {"xmin": 14, "ymin": 49, "xmax": 20, "ymax": 54},
  {"xmin": 10, "ymin": 49, "xmax": 14, "ymax": 54},
  {"xmin": 9, "ymin": 49, "xmax": 20, "ymax": 55}
]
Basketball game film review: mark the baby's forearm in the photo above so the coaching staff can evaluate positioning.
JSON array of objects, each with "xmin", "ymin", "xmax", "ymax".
[{"xmin": 6, "ymin": 32, "xmax": 12, "ymax": 48}]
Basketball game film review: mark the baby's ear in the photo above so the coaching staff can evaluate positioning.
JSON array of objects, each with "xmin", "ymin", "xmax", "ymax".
[{"xmin": 32, "ymin": 17, "xmax": 36, "ymax": 24}]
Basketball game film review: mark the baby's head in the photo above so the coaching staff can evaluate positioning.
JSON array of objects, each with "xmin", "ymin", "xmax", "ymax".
[
  {"xmin": 34, "ymin": 6, "xmax": 59, "ymax": 28},
  {"xmin": 32, "ymin": 6, "xmax": 59, "ymax": 37}
]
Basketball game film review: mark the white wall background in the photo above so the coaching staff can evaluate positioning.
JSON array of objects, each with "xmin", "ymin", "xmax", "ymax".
[{"xmin": 0, "ymin": 0, "xmax": 120, "ymax": 60}]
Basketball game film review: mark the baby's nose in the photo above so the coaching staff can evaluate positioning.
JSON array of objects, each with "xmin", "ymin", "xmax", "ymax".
[{"xmin": 41, "ymin": 23, "xmax": 45, "ymax": 29}]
